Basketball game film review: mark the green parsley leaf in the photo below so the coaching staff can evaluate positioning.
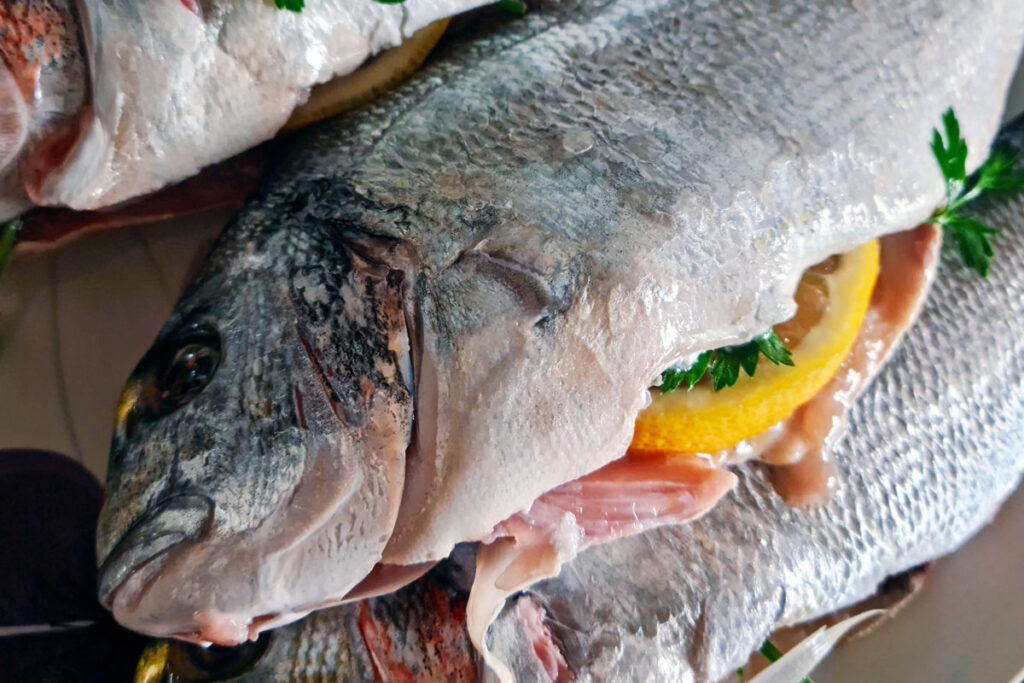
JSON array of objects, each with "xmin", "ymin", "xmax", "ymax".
[
  {"xmin": 659, "ymin": 330, "xmax": 792, "ymax": 394},
  {"xmin": 759, "ymin": 639, "xmax": 814, "ymax": 683},
  {"xmin": 759, "ymin": 639, "xmax": 785, "ymax": 661},
  {"xmin": 660, "ymin": 350, "xmax": 712, "ymax": 393},
  {"xmin": 0, "ymin": 219, "xmax": 19, "ymax": 284},
  {"xmin": 930, "ymin": 108, "xmax": 1024, "ymax": 277},
  {"xmin": 274, "ymin": 0, "xmax": 304, "ymax": 11},
  {"xmin": 495, "ymin": 0, "xmax": 528, "ymax": 13},
  {"xmin": 756, "ymin": 329, "xmax": 795, "ymax": 368},
  {"xmin": 932, "ymin": 108, "xmax": 968, "ymax": 193},
  {"xmin": 934, "ymin": 212, "xmax": 998, "ymax": 277},
  {"xmin": 976, "ymin": 144, "xmax": 1024, "ymax": 193},
  {"xmin": 710, "ymin": 350, "xmax": 742, "ymax": 391}
]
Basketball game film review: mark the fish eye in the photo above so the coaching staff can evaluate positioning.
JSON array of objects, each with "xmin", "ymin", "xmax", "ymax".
[
  {"xmin": 115, "ymin": 322, "xmax": 223, "ymax": 441},
  {"xmin": 160, "ymin": 343, "xmax": 219, "ymax": 407},
  {"xmin": 161, "ymin": 634, "xmax": 272, "ymax": 681},
  {"xmin": 149, "ymin": 322, "xmax": 222, "ymax": 416}
]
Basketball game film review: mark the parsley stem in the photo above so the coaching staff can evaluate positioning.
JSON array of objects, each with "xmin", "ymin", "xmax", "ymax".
[
  {"xmin": 759, "ymin": 639, "xmax": 814, "ymax": 683},
  {"xmin": 0, "ymin": 219, "xmax": 19, "ymax": 283}
]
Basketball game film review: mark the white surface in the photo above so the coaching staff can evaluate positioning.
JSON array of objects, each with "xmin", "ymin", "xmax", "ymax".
[
  {"xmin": 816, "ymin": 488, "xmax": 1024, "ymax": 682},
  {"xmin": 0, "ymin": 51, "xmax": 1022, "ymax": 683}
]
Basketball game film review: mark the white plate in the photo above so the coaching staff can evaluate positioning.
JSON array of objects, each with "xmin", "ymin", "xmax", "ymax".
[{"xmin": 1, "ymin": 54, "xmax": 1023, "ymax": 683}]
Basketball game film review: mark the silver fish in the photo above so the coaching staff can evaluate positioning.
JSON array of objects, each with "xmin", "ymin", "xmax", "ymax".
[
  {"xmin": 482, "ymin": 119, "xmax": 1024, "ymax": 683},
  {"xmin": 97, "ymin": 0, "xmax": 1024, "ymax": 648},
  {"xmin": 136, "ymin": 118, "xmax": 1024, "ymax": 682},
  {"xmin": 0, "ymin": 0, "xmax": 488, "ymax": 218}
]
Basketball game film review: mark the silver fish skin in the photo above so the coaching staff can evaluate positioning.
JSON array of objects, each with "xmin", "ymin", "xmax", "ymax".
[
  {"xmin": 98, "ymin": 0, "xmax": 1024, "ymax": 645},
  {"xmin": 96, "ymin": 196, "xmax": 415, "ymax": 642},
  {"xmin": 142, "ymin": 558, "xmax": 478, "ymax": 682},
  {"xmin": 0, "ymin": 0, "xmax": 87, "ymax": 218},
  {"xmin": 485, "ymin": 120, "xmax": 1024, "ymax": 683},
  {"xmin": 1, "ymin": 0, "xmax": 490, "ymax": 217},
  {"xmin": 132, "ymin": 122, "xmax": 1024, "ymax": 681}
]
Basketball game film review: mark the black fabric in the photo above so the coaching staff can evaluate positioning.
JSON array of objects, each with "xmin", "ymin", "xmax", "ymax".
[{"xmin": 0, "ymin": 450, "xmax": 144, "ymax": 682}]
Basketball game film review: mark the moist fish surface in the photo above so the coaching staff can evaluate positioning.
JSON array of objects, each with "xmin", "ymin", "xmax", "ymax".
[
  {"xmin": 0, "ymin": 0, "xmax": 490, "ymax": 218},
  {"xmin": 485, "ymin": 118, "xmax": 1024, "ymax": 682},
  {"xmin": 134, "ymin": 555, "xmax": 479, "ymax": 682},
  {"xmin": 97, "ymin": 0, "xmax": 1024, "ymax": 646},
  {"xmin": 0, "ymin": 0, "xmax": 87, "ymax": 218},
  {"xmin": 134, "ymin": 120, "xmax": 1024, "ymax": 682}
]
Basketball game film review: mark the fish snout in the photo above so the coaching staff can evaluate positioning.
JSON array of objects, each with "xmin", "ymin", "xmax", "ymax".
[{"xmin": 97, "ymin": 493, "xmax": 213, "ymax": 609}]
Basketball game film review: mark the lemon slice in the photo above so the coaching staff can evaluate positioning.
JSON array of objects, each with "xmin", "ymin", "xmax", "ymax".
[
  {"xmin": 133, "ymin": 641, "xmax": 169, "ymax": 683},
  {"xmin": 631, "ymin": 239, "xmax": 880, "ymax": 454},
  {"xmin": 284, "ymin": 19, "xmax": 450, "ymax": 131}
]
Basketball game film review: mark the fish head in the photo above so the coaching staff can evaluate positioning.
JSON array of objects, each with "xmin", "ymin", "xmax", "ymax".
[{"xmin": 96, "ymin": 214, "xmax": 413, "ymax": 645}]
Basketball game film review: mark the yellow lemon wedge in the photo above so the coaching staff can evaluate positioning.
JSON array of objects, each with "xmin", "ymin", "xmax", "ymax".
[
  {"xmin": 631, "ymin": 239, "xmax": 880, "ymax": 455},
  {"xmin": 133, "ymin": 641, "xmax": 169, "ymax": 683}
]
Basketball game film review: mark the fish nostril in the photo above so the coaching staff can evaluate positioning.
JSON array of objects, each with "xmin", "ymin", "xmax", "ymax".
[{"xmin": 97, "ymin": 494, "xmax": 214, "ymax": 607}]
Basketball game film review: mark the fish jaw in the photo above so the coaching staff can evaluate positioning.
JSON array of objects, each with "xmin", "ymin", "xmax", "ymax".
[
  {"xmin": 96, "ymin": 212, "xmax": 413, "ymax": 643},
  {"xmin": 98, "ymin": 428, "xmax": 404, "ymax": 645}
]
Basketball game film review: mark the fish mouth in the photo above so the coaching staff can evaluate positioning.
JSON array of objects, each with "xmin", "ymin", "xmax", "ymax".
[{"xmin": 97, "ymin": 493, "xmax": 213, "ymax": 609}]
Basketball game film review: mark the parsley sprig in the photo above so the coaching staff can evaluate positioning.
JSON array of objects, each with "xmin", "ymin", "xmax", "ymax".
[
  {"xmin": 661, "ymin": 329, "xmax": 793, "ymax": 393},
  {"xmin": 273, "ymin": 0, "xmax": 304, "ymax": 11},
  {"xmin": 930, "ymin": 108, "xmax": 1024, "ymax": 277},
  {"xmin": 0, "ymin": 219, "xmax": 19, "ymax": 284}
]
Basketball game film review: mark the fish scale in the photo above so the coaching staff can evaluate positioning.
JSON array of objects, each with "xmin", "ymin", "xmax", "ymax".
[
  {"xmin": 97, "ymin": 0, "xmax": 1024, "ymax": 653},
  {"xmin": 485, "ymin": 123, "xmax": 1024, "ymax": 682},
  {"xmin": 142, "ymin": 123, "xmax": 1024, "ymax": 683}
]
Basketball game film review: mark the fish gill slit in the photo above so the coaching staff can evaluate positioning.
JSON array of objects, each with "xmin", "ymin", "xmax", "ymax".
[
  {"xmin": 295, "ymin": 324, "xmax": 348, "ymax": 426},
  {"xmin": 293, "ymin": 386, "xmax": 307, "ymax": 430}
]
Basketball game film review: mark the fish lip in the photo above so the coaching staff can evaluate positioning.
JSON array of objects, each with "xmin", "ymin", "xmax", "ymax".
[{"xmin": 97, "ymin": 493, "xmax": 214, "ymax": 608}]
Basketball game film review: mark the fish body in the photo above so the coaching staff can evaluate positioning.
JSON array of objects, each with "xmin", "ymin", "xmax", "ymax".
[
  {"xmin": 485, "ymin": 119, "xmax": 1024, "ymax": 683},
  {"xmin": 138, "ymin": 119, "xmax": 1024, "ymax": 681},
  {"xmin": 98, "ymin": 0, "xmax": 1024, "ymax": 648},
  {"xmin": 0, "ymin": 0, "xmax": 489, "ymax": 218}
]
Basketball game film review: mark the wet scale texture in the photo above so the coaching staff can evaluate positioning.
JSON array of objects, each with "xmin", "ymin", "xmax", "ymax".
[
  {"xmin": 96, "ymin": 0, "xmax": 1024, "ymax": 654},
  {"xmin": 484, "ymin": 121, "xmax": 1024, "ymax": 683}
]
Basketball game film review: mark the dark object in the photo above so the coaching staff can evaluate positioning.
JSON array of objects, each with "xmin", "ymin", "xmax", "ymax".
[{"xmin": 0, "ymin": 450, "xmax": 145, "ymax": 682}]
